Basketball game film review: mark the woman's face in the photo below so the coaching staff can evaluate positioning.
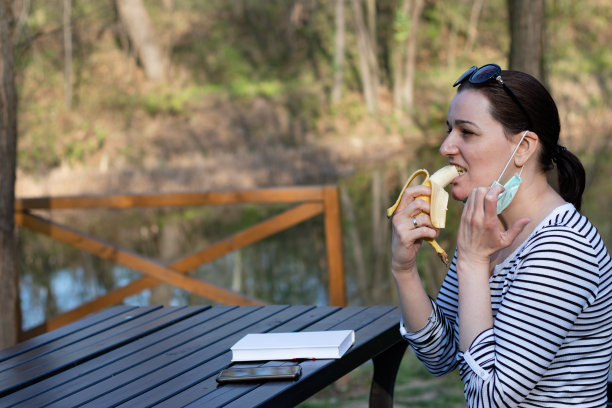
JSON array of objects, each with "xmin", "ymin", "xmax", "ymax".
[{"xmin": 440, "ymin": 89, "xmax": 516, "ymax": 202}]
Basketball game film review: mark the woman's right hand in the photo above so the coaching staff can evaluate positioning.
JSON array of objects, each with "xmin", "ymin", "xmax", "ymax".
[{"xmin": 390, "ymin": 184, "xmax": 440, "ymax": 275}]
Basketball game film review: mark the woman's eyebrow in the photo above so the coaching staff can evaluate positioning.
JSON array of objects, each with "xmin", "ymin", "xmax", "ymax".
[{"xmin": 447, "ymin": 119, "xmax": 480, "ymax": 128}]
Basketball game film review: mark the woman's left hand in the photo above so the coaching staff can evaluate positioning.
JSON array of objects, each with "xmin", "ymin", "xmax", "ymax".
[{"xmin": 457, "ymin": 184, "xmax": 531, "ymax": 265}]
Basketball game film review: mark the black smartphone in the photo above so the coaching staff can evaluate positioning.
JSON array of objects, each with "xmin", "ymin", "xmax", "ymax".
[{"xmin": 216, "ymin": 365, "xmax": 302, "ymax": 383}]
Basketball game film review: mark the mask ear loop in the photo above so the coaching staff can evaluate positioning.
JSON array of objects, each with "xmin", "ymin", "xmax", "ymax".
[{"xmin": 495, "ymin": 130, "xmax": 529, "ymax": 184}]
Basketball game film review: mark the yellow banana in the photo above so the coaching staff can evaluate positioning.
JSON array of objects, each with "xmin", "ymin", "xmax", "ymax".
[{"xmin": 387, "ymin": 165, "xmax": 462, "ymax": 266}]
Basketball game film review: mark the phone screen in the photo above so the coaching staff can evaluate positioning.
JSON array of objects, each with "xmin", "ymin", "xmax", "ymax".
[{"xmin": 216, "ymin": 365, "xmax": 302, "ymax": 383}]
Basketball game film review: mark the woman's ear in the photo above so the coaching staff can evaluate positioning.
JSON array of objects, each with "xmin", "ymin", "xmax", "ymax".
[{"xmin": 515, "ymin": 131, "xmax": 539, "ymax": 167}]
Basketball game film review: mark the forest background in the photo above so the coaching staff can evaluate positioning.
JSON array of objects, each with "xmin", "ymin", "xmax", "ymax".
[{"xmin": 1, "ymin": 0, "xmax": 611, "ymax": 406}]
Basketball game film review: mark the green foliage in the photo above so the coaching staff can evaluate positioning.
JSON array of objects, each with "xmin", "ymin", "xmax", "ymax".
[
  {"xmin": 141, "ymin": 86, "xmax": 205, "ymax": 116},
  {"xmin": 393, "ymin": 8, "xmax": 412, "ymax": 44},
  {"xmin": 228, "ymin": 79, "xmax": 283, "ymax": 99}
]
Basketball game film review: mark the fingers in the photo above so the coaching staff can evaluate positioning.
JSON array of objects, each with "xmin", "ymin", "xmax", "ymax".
[
  {"xmin": 393, "ymin": 185, "xmax": 431, "ymax": 215},
  {"xmin": 463, "ymin": 184, "xmax": 504, "ymax": 224},
  {"xmin": 394, "ymin": 213, "xmax": 437, "ymax": 232},
  {"xmin": 393, "ymin": 212, "xmax": 434, "ymax": 232},
  {"xmin": 391, "ymin": 185, "xmax": 439, "ymax": 245},
  {"xmin": 394, "ymin": 199, "xmax": 430, "ymax": 223},
  {"xmin": 462, "ymin": 187, "xmax": 485, "ymax": 222},
  {"xmin": 459, "ymin": 184, "xmax": 529, "ymax": 259},
  {"xmin": 393, "ymin": 214, "xmax": 439, "ymax": 246},
  {"xmin": 485, "ymin": 183, "xmax": 504, "ymax": 217}
]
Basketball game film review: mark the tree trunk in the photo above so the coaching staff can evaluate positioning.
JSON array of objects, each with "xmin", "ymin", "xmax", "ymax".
[
  {"xmin": 0, "ymin": 0, "xmax": 20, "ymax": 348},
  {"xmin": 507, "ymin": 0, "xmax": 546, "ymax": 83},
  {"xmin": 351, "ymin": 0, "xmax": 378, "ymax": 112},
  {"xmin": 392, "ymin": 0, "xmax": 424, "ymax": 113},
  {"xmin": 447, "ymin": 22, "xmax": 457, "ymax": 71},
  {"xmin": 371, "ymin": 169, "xmax": 389, "ymax": 302},
  {"xmin": 151, "ymin": 221, "xmax": 181, "ymax": 305},
  {"xmin": 366, "ymin": 0, "xmax": 376, "ymax": 61},
  {"xmin": 465, "ymin": 0, "xmax": 485, "ymax": 53},
  {"xmin": 63, "ymin": 0, "xmax": 72, "ymax": 109},
  {"xmin": 339, "ymin": 186, "xmax": 370, "ymax": 304},
  {"xmin": 231, "ymin": 250, "xmax": 243, "ymax": 293},
  {"xmin": 162, "ymin": 0, "xmax": 173, "ymax": 12},
  {"xmin": 116, "ymin": 0, "xmax": 166, "ymax": 81},
  {"xmin": 401, "ymin": 0, "xmax": 424, "ymax": 110},
  {"xmin": 391, "ymin": 7, "xmax": 404, "ymax": 111},
  {"xmin": 331, "ymin": 0, "xmax": 345, "ymax": 105}
]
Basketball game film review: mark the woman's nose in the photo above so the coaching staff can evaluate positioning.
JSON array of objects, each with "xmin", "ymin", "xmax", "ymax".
[{"xmin": 439, "ymin": 133, "xmax": 458, "ymax": 157}]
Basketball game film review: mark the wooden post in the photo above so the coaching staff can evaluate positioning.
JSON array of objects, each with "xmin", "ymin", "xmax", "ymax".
[{"xmin": 323, "ymin": 186, "xmax": 346, "ymax": 306}]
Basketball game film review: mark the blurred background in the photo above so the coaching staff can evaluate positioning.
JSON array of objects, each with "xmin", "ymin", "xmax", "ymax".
[{"xmin": 11, "ymin": 0, "xmax": 611, "ymax": 406}]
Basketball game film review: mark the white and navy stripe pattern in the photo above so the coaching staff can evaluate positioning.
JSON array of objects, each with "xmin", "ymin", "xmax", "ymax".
[{"xmin": 401, "ymin": 203, "xmax": 612, "ymax": 407}]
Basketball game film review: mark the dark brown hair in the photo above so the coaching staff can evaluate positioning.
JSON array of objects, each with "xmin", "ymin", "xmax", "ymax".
[{"xmin": 457, "ymin": 70, "xmax": 585, "ymax": 211}]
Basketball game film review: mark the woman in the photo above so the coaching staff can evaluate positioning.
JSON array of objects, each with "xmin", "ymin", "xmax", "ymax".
[{"xmin": 391, "ymin": 64, "xmax": 612, "ymax": 407}]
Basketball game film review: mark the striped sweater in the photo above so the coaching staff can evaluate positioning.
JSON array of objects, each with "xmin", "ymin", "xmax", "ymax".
[{"xmin": 401, "ymin": 203, "xmax": 612, "ymax": 407}]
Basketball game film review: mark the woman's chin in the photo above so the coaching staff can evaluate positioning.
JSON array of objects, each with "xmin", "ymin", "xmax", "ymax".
[{"xmin": 451, "ymin": 187, "xmax": 469, "ymax": 203}]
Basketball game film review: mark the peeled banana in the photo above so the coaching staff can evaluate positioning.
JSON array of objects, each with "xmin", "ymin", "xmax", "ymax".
[{"xmin": 387, "ymin": 165, "xmax": 462, "ymax": 266}]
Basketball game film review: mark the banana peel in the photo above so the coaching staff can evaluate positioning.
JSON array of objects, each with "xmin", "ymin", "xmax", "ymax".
[{"xmin": 387, "ymin": 165, "xmax": 462, "ymax": 266}]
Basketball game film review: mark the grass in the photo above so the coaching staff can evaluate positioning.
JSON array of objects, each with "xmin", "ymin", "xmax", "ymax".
[{"xmin": 299, "ymin": 349, "xmax": 466, "ymax": 408}]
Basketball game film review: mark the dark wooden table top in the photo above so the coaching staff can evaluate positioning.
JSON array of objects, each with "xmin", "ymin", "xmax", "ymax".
[{"xmin": 0, "ymin": 304, "xmax": 408, "ymax": 407}]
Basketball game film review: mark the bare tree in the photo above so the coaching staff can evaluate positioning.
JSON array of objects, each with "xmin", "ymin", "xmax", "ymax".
[
  {"xmin": 370, "ymin": 168, "xmax": 390, "ymax": 302},
  {"xmin": 0, "ymin": 0, "xmax": 20, "ymax": 348},
  {"xmin": 507, "ymin": 0, "xmax": 546, "ymax": 83},
  {"xmin": 162, "ymin": 0, "xmax": 173, "ymax": 12},
  {"xmin": 339, "ymin": 186, "xmax": 370, "ymax": 304},
  {"xmin": 63, "ymin": 0, "xmax": 72, "ymax": 109},
  {"xmin": 392, "ymin": 0, "xmax": 424, "ymax": 113},
  {"xmin": 465, "ymin": 0, "xmax": 485, "ymax": 53},
  {"xmin": 351, "ymin": 0, "xmax": 379, "ymax": 112},
  {"xmin": 151, "ymin": 221, "xmax": 181, "ymax": 305},
  {"xmin": 366, "ymin": 0, "xmax": 376, "ymax": 60},
  {"xmin": 116, "ymin": 0, "xmax": 167, "ymax": 81},
  {"xmin": 331, "ymin": 0, "xmax": 345, "ymax": 105}
]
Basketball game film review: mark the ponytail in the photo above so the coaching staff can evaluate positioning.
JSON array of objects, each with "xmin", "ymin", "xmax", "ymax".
[{"xmin": 554, "ymin": 147, "xmax": 585, "ymax": 211}]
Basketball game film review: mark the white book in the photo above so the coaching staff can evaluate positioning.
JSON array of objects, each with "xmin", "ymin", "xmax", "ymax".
[{"xmin": 230, "ymin": 330, "xmax": 355, "ymax": 362}]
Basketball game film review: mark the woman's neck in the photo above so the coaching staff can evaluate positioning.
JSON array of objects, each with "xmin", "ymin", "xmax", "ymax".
[{"xmin": 491, "ymin": 175, "xmax": 565, "ymax": 267}]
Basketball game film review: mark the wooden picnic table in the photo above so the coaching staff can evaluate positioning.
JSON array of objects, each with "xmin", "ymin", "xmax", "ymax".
[{"xmin": 0, "ymin": 305, "xmax": 408, "ymax": 407}]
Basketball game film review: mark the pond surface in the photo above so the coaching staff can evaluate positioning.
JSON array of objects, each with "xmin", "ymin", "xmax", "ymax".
[{"xmin": 17, "ymin": 205, "xmax": 347, "ymax": 331}]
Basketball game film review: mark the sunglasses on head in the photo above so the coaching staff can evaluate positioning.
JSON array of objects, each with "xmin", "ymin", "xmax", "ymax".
[{"xmin": 453, "ymin": 63, "xmax": 533, "ymax": 129}]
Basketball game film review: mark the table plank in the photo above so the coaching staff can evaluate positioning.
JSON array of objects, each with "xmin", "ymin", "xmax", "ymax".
[
  {"xmin": 25, "ymin": 305, "xmax": 262, "ymax": 408},
  {"xmin": 167, "ymin": 306, "xmax": 400, "ymax": 408},
  {"xmin": 0, "ymin": 306, "xmax": 160, "ymax": 372},
  {"xmin": 0, "ymin": 306, "xmax": 135, "ymax": 363},
  {"xmin": 1, "ymin": 305, "xmax": 217, "ymax": 407},
  {"xmin": 220, "ymin": 307, "xmax": 403, "ymax": 408},
  {"xmin": 77, "ymin": 305, "xmax": 326, "ymax": 408},
  {"xmin": 41, "ymin": 305, "xmax": 288, "ymax": 407},
  {"xmin": 122, "ymin": 306, "xmax": 342, "ymax": 408},
  {"xmin": 0, "ymin": 305, "xmax": 166, "ymax": 395}
]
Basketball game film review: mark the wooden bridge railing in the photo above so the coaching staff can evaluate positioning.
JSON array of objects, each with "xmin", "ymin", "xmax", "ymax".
[{"xmin": 14, "ymin": 185, "xmax": 345, "ymax": 340}]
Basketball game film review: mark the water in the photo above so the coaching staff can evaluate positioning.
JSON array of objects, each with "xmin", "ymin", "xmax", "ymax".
[
  {"xmin": 17, "ymin": 205, "xmax": 336, "ymax": 331},
  {"xmin": 21, "ymin": 155, "xmax": 611, "ymax": 333}
]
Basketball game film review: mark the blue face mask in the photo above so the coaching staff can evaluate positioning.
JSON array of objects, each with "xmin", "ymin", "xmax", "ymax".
[{"xmin": 491, "ymin": 130, "xmax": 528, "ymax": 214}]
